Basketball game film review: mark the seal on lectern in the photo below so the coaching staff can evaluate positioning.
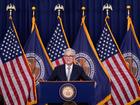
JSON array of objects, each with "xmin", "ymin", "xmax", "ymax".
[{"xmin": 59, "ymin": 83, "xmax": 77, "ymax": 101}]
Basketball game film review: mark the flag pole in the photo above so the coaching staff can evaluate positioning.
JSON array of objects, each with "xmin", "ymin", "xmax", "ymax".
[
  {"xmin": 31, "ymin": 6, "xmax": 36, "ymax": 32},
  {"xmin": 54, "ymin": 4, "xmax": 70, "ymax": 48},
  {"xmin": 31, "ymin": 6, "xmax": 54, "ymax": 70},
  {"xmin": 6, "ymin": 4, "xmax": 22, "ymax": 50},
  {"xmin": 81, "ymin": 5, "xmax": 86, "ymax": 26},
  {"xmin": 126, "ymin": 5, "xmax": 140, "ymax": 48},
  {"xmin": 126, "ymin": 5, "xmax": 131, "ymax": 30},
  {"xmin": 102, "ymin": 3, "xmax": 126, "ymax": 58}
]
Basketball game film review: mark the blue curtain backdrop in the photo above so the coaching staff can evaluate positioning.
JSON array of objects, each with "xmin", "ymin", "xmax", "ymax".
[{"xmin": 0, "ymin": 0, "xmax": 140, "ymax": 48}]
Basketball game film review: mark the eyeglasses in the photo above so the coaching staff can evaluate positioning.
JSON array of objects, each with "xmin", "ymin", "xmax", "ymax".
[{"xmin": 64, "ymin": 55, "xmax": 74, "ymax": 58}]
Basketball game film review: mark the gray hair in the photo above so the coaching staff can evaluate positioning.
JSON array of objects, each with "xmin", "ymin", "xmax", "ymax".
[{"xmin": 64, "ymin": 48, "xmax": 76, "ymax": 56}]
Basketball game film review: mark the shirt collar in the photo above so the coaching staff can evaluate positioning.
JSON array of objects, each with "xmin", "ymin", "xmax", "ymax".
[{"xmin": 65, "ymin": 64, "xmax": 73, "ymax": 70}]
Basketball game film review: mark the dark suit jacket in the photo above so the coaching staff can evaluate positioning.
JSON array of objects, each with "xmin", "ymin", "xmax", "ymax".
[{"xmin": 48, "ymin": 64, "xmax": 91, "ymax": 81}]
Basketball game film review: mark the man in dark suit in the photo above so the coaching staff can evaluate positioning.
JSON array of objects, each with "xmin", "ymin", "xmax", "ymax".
[
  {"xmin": 48, "ymin": 48, "xmax": 91, "ymax": 105},
  {"xmin": 48, "ymin": 48, "xmax": 91, "ymax": 81}
]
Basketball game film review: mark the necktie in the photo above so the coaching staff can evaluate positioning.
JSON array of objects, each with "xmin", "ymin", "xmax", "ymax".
[{"xmin": 67, "ymin": 66, "xmax": 71, "ymax": 81}]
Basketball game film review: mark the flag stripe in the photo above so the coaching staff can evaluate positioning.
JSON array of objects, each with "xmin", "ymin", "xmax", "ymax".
[
  {"xmin": 116, "ymin": 54, "xmax": 137, "ymax": 97},
  {"xmin": 62, "ymin": 58, "xmax": 65, "ymax": 63},
  {"xmin": 120, "ymin": 54, "xmax": 140, "ymax": 94},
  {"xmin": 103, "ymin": 60, "xmax": 125, "ymax": 104},
  {"xmin": 116, "ymin": 54, "xmax": 139, "ymax": 96},
  {"xmin": 0, "ymin": 60, "xmax": 12, "ymax": 105},
  {"xmin": 20, "ymin": 56, "xmax": 33, "ymax": 83},
  {"xmin": 20, "ymin": 56, "xmax": 36, "ymax": 100},
  {"xmin": 13, "ymin": 58, "xmax": 29, "ymax": 100},
  {"xmin": 52, "ymin": 58, "xmax": 65, "ymax": 67},
  {"xmin": 111, "ymin": 83, "xmax": 122, "ymax": 105},
  {"xmin": 22, "ymin": 55, "xmax": 34, "ymax": 81},
  {"xmin": 0, "ymin": 63, "xmax": 18, "ymax": 105},
  {"xmin": 110, "ymin": 56, "xmax": 133, "ymax": 101},
  {"xmin": 107, "ymin": 101, "xmax": 113, "ymax": 105},
  {"xmin": 55, "ymin": 59, "xmax": 60, "ymax": 66},
  {"xmin": 11, "ymin": 59, "xmax": 27, "ymax": 103},
  {"xmin": 16, "ymin": 57, "xmax": 30, "ymax": 92},
  {"xmin": 111, "ymin": 89, "xmax": 119, "ymax": 105},
  {"xmin": 4, "ymin": 64, "xmax": 19, "ymax": 105},
  {"xmin": 119, "ymin": 53, "xmax": 140, "ymax": 91},
  {"xmin": 8, "ymin": 61, "xmax": 25, "ymax": 104},
  {"xmin": 0, "ymin": 77, "xmax": 10, "ymax": 105},
  {"xmin": 105, "ymin": 59, "xmax": 127, "ymax": 103},
  {"xmin": 113, "ymin": 55, "xmax": 135, "ymax": 99},
  {"xmin": 7, "ymin": 61, "xmax": 25, "ymax": 105}
]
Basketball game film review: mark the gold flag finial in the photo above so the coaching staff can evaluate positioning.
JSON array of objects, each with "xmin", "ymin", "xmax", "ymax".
[
  {"xmin": 127, "ymin": 5, "xmax": 131, "ymax": 16},
  {"xmin": 81, "ymin": 6, "xmax": 86, "ymax": 17},
  {"xmin": 32, "ymin": 6, "xmax": 36, "ymax": 17}
]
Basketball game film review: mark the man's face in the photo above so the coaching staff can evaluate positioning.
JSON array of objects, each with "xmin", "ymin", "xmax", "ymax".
[{"xmin": 64, "ymin": 51, "xmax": 75, "ymax": 65}]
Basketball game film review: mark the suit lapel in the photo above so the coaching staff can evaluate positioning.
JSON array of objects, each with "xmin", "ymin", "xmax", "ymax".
[
  {"xmin": 62, "ymin": 65, "xmax": 67, "ymax": 81},
  {"xmin": 70, "ymin": 65, "xmax": 76, "ymax": 80}
]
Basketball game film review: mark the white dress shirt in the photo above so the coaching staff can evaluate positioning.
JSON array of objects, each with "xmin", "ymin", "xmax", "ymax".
[{"xmin": 65, "ymin": 64, "xmax": 73, "ymax": 81}]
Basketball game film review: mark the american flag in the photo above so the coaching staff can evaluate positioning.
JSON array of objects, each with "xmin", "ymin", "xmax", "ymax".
[
  {"xmin": 0, "ymin": 20, "xmax": 36, "ymax": 105},
  {"xmin": 47, "ymin": 16, "xmax": 69, "ymax": 67},
  {"xmin": 96, "ymin": 17, "xmax": 140, "ymax": 105}
]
